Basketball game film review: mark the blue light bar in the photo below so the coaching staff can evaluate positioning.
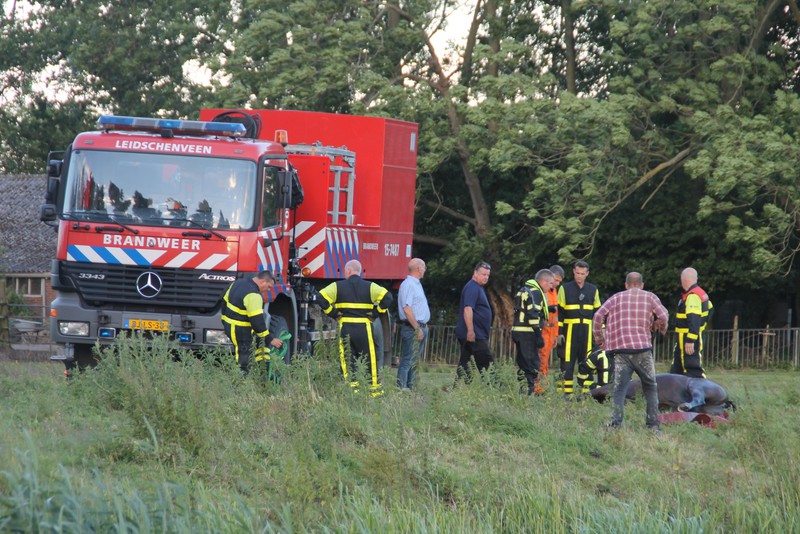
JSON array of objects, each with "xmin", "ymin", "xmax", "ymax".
[{"xmin": 97, "ymin": 115, "xmax": 246, "ymax": 137}]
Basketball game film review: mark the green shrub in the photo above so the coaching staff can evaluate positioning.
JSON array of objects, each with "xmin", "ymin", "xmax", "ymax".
[
  {"xmin": 68, "ymin": 333, "xmax": 249, "ymax": 464},
  {"xmin": 3, "ymin": 286, "xmax": 32, "ymax": 318}
]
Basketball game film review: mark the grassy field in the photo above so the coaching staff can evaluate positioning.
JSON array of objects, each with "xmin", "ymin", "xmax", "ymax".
[{"xmin": 1, "ymin": 337, "xmax": 798, "ymax": 533}]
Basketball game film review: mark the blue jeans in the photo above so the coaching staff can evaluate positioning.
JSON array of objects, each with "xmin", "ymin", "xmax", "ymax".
[{"xmin": 397, "ymin": 324, "xmax": 427, "ymax": 389}]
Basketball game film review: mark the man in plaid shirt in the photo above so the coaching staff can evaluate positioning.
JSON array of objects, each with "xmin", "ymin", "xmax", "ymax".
[{"xmin": 593, "ymin": 272, "xmax": 669, "ymax": 433}]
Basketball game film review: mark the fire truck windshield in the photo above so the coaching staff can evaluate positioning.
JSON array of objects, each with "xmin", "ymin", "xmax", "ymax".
[{"xmin": 62, "ymin": 149, "xmax": 258, "ymax": 230}]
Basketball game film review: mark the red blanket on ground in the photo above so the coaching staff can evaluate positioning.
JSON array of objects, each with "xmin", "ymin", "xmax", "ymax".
[{"xmin": 658, "ymin": 412, "xmax": 732, "ymax": 428}]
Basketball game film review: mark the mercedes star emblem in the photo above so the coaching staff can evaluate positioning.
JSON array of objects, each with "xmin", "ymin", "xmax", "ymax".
[{"xmin": 136, "ymin": 272, "xmax": 163, "ymax": 298}]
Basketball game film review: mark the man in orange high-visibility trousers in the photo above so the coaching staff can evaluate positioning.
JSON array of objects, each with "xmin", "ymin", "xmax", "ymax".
[{"xmin": 539, "ymin": 264, "xmax": 564, "ymax": 378}]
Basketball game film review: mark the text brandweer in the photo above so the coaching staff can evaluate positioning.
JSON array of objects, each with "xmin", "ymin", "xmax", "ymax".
[{"xmin": 103, "ymin": 234, "xmax": 201, "ymax": 250}]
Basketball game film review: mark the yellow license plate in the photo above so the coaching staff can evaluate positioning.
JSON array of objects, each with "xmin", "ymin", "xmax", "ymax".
[{"xmin": 125, "ymin": 319, "xmax": 170, "ymax": 331}]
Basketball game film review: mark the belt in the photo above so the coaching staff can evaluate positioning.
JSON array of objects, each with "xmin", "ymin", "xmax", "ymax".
[{"xmin": 399, "ymin": 319, "xmax": 427, "ymax": 327}]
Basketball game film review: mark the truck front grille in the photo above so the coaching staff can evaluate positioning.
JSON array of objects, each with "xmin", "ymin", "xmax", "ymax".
[{"xmin": 59, "ymin": 262, "xmax": 234, "ymax": 313}]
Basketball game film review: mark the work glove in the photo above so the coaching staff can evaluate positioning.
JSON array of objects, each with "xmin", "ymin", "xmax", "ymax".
[{"xmin": 556, "ymin": 334, "xmax": 565, "ymax": 347}]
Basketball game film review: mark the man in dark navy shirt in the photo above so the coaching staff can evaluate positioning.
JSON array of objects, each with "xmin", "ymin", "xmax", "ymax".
[{"xmin": 455, "ymin": 261, "xmax": 493, "ymax": 383}]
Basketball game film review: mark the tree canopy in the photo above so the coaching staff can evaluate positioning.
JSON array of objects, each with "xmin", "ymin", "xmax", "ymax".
[{"xmin": 2, "ymin": 0, "xmax": 798, "ymax": 327}]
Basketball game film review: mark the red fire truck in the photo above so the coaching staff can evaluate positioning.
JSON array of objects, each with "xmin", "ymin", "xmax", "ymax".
[{"xmin": 40, "ymin": 109, "xmax": 418, "ymax": 370}]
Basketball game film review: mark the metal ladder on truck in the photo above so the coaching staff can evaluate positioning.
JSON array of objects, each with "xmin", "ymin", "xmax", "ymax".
[{"xmin": 285, "ymin": 143, "xmax": 356, "ymax": 225}]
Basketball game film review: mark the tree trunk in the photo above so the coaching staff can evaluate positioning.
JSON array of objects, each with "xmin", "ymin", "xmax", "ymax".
[
  {"xmin": 562, "ymin": 0, "xmax": 577, "ymax": 95},
  {"xmin": 488, "ymin": 285, "xmax": 515, "ymax": 329}
]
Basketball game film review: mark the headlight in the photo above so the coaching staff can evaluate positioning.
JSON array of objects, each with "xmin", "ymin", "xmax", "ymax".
[
  {"xmin": 58, "ymin": 321, "xmax": 90, "ymax": 336},
  {"xmin": 204, "ymin": 329, "xmax": 232, "ymax": 345}
]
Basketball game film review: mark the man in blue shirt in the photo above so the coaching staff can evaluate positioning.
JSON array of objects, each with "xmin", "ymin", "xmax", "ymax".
[
  {"xmin": 455, "ymin": 261, "xmax": 493, "ymax": 383},
  {"xmin": 396, "ymin": 258, "xmax": 431, "ymax": 389}
]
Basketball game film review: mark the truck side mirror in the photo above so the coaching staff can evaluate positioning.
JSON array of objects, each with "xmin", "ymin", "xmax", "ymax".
[
  {"xmin": 45, "ymin": 176, "xmax": 60, "ymax": 202},
  {"xmin": 277, "ymin": 170, "xmax": 292, "ymax": 209},
  {"xmin": 277, "ymin": 168, "xmax": 304, "ymax": 209},
  {"xmin": 47, "ymin": 159, "xmax": 62, "ymax": 178},
  {"xmin": 41, "ymin": 174, "xmax": 61, "ymax": 223},
  {"xmin": 40, "ymin": 203, "xmax": 57, "ymax": 222}
]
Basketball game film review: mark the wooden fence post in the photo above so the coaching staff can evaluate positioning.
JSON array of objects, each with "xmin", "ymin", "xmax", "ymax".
[
  {"xmin": 731, "ymin": 315, "xmax": 739, "ymax": 367},
  {"xmin": 761, "ymin": 324, "xmax": 776, "ymax": 366}
]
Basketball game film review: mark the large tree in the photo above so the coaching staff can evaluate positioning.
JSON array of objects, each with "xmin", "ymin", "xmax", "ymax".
[
  {"xmin": 489, "ymin": 1, "xmax": 800, "ymax": 307},
  {"xmin": 2, "ymin": 0, "xmax": 799, "ymax": 324}
]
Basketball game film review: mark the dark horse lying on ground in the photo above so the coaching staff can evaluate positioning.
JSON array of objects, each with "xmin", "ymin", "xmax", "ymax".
[{"xmin": 590, "ymin": 373, "xmax": 736, "ymax": 415}]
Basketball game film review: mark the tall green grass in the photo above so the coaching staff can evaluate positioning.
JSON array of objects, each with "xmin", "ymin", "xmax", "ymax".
[{"xmin": 1, "ymin": 336, "xmax": 798, "ymax": 532}]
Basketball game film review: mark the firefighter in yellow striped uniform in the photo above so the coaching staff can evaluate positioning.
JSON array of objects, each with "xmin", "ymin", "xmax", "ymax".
[
  {"xmin": 577, "ymin": 347, "xmax": 610, "ymax": 393},
  {"xmin": 221, "ymin": 270, "xmax": 284, "ymax": 374},
  {"xmin": 671, "ymin": 267, "xmax": 713, "ymax": 378},
  {"xmin": 557, "ymin": 260, "xmax": 601, "ymax": 394},
  {"xmin": 317, "ymin": 259, "xmax": 393, "ymax": 396}
]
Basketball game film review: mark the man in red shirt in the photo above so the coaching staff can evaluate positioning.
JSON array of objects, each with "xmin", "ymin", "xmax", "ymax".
[{"xmin": 593, "ymin": 272, "xmax": 669, "ymax": 433}]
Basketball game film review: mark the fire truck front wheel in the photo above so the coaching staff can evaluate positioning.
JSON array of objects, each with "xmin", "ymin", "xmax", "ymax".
[
  {"xmin": 64, "ymin": 344, "xmax": 99, "ymax": 375},
  {"xmin": 269, "ymin": 315, "xmax": 291, "ymax": 362}
]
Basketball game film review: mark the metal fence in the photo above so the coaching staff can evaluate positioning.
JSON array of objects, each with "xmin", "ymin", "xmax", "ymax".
[
  {"xmin": 391, "ymin": 325, "xmax": 800, "ymax": 369},
  {"xmin": 0, "ymin": 305, "xmax": 52, "ymax": 347},
  {"xmin": 3, "ymin": 306, "xmax": 800, "ymax": 370}
]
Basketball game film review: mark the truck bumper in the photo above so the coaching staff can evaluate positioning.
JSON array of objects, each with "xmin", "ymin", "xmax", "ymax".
[{"xmin": 49, "ymin": 293, "xmax": 231, "ymax": 351}]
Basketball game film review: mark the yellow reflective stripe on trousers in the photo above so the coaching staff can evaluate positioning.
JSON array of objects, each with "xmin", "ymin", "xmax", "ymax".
[
  {"xmin": 563, "ymin": 321, "xmax": 593, "ymax": 362},
  {"xmin": 562, "ymin": 318, "xmax": 593, "ymax": 324},
  {"xmin": 565, "ymin": 323, "xmax": 574, "ymax": 361},
  {"xmin": 676, "ymin": 311, "xmax": 709, "ymax": 320},
  {"xmin": 365, "ymin": 320, "xmax": 379, "ymax": 390},
  {"xmin": 336, "ymin": 317, "xmax": 380, "ymax": 393},
  {"xmin": 339, "ymin": 317, "xmax": 373, "ymax": 324},
  {"xmin": 339, "ymin": 337, "xmax": 349, "ymax": 379},
  {"xmin": 335, "ymin": 303, "xmax": 375, "ymax": 309}
]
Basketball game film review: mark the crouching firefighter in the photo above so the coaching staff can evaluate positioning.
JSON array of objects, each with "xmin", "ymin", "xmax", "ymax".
[
  {"xmin": 221, "ymin": 270, "xmax": 284, "ymax": 375},
  {"xmin": 512, "ymin": 269, "xmax": 555, "ymax": 395},
  {"xmin": 577, "ymin": 347, "xmax": 611, "ymax": 394},
  {"xmin": 316, "ymin": 259, "xmax": 393, "ymax": 397}
]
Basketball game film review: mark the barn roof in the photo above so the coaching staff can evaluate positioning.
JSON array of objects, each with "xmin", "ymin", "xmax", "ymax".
[{"xmin": 0, "ymin": 174, "xmax": 56, "ymax": 273}]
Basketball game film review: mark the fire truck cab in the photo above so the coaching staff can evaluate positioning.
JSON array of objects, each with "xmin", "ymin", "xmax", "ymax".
[{"xmin": 41, "ymin": 110, "xmax": 418, "ymax": 370}]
